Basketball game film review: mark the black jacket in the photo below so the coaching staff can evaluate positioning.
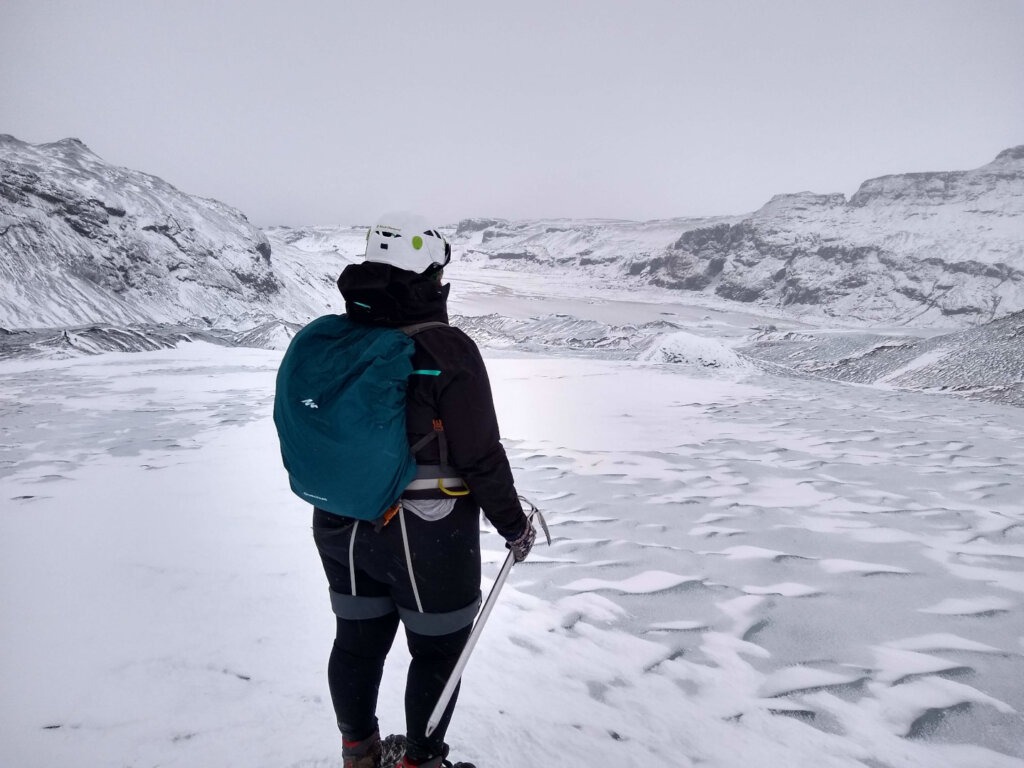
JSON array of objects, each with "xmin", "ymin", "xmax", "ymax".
[{"xmin": 337, "ymin": 263, "xmax": 527, "ymax": 540}]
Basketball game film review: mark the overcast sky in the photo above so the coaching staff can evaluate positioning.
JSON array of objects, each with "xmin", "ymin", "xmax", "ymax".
[{"xmin": 2, "ymin": 1, "xmax": 1022, "ymax": 227}]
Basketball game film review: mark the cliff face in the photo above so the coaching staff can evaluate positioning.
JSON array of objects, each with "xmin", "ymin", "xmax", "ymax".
[
  {"xmin": 632, "ymin": 147, "xmax": 1024, "ymax": 325},
  {"xmin": 0, "ymin": 135, "xmax": 277, "ymax": 328}
]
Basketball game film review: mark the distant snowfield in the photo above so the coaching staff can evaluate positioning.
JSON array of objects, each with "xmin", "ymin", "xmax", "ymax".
[{"xmin": 2, "ymin": 283, "xmax": 1024, "ymax": 767}]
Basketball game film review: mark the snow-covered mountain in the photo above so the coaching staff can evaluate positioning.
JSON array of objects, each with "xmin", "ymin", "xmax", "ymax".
[
  {"xmin": 5, "ymin": 134, "xmax": 1022, "ymax": 333},
  {"xmin": 2, "ymin": 134, "xmax": 1022, "ymax": 405},
  {"xmin": 0, "ymin": 134, "xmax": 281, "ymax": 328},
  {"xmin": 454, "ymin": 148, "xmax": 1024, "ymax": 327}
]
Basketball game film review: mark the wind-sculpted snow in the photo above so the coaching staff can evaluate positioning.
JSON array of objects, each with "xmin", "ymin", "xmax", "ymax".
[{"xmin": 2, "ymin": 343, "xmax": 1023, "ymax": 767}]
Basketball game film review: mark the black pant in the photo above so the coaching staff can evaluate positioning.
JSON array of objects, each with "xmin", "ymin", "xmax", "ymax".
[{"xmin": 313, "ymin": 499, "xmax": 481, "ymax": 761}]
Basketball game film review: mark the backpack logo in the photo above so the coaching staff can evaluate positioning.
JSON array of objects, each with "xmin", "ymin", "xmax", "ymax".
[{"xmin": 301, "ymin": 398, "xmax": 319, "ymax": 409}]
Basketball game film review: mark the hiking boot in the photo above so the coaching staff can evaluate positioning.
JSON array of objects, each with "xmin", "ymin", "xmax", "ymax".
[
  {"xmin": 342, "ymin": 730, "xmax": 382, "ymax": 768},
  {"xmin": 395, "ymin": 742, "xmax": 476, "ymax": 768},
  {"xmin": 381, "ymin": 734, "xmax": 407, "ymax": 767}
]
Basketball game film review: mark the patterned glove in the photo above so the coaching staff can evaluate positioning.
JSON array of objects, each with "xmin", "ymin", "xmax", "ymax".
[{"xmin": 506, "ymin": 519, "xmax": 536, "ymax": 562}]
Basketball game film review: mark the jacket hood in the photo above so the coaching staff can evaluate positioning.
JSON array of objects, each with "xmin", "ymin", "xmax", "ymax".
[{"xmin": 336, "ymin": 262, "xmax": 450, "ymax": 326}]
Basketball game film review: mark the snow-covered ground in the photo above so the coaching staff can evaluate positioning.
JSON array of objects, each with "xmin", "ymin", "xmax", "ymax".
[{"xmin": 2, "ymin": 274, "xmax": 1023, "ymax": 767}]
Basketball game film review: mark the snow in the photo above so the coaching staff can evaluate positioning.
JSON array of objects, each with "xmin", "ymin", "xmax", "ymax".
[
  {"xmin": 881, "ymin": 634, "xmax": 1006, "ymax": 655},
  {"xmin": 742, "ymin": 583, "xmax": 823, "ymax": 598},
  {"xmin": 639, "ymin": 331, "xmax": 751, "ymax": 371},
  {"xmin": 919, "ymin": 597, "xmax": 1016, "ymax": 616},
  {"xmin": 757, "ymin": 666, "xmax": 867, "ymax": 698},
  {"xmin": 817, "ymin": 559, "xmax": 914, "ymax": 576},
  {"xmin": 3, "ymin": 273, "xmax": 1024, "ymax": 767},
  {"xmin": 561, "ymin": 571, "xmax": 705, "ymax": 594},
  {"xmin": 876, "ymin": 347, "xmax": 951, "ymax": 386}
]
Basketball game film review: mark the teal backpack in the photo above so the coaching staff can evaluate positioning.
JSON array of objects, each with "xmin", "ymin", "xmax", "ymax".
[{"xmin": 273, "ymin": 314, "xmax": 442, "ymax": 520}]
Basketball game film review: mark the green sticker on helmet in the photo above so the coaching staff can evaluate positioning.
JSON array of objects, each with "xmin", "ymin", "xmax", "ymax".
[{"xmin": 412, "ymin": 235, "xmax": 424, "ymax": 250}]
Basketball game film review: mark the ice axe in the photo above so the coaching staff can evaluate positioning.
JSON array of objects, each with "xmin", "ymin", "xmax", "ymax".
[{"xmin": 425, "ymin": 497, "xmax": 550, "ymax": 737}]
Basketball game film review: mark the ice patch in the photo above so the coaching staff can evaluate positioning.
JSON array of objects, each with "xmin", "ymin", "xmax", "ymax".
[
  {"xmin": 688, "ymin": 524, "xmax": 745, "ymax": 537},
  {"xmin": 743, "ymin": 582, "xmax": 823, "ymax": 597},
  {"xmin": 881, "ymin": 634, "xmax": 1005, "ymax": 655},
  {"xmin": 648, "ymin": 620, "xmax": 709, "ymax": 632},
  {"xmin": 871, "ymin": 647, "xmax": 972, "ymax": 684},
  {"xmin": 919, "ymin": 596, "xmax": 1015, "ymax": 615},
  {"xmin": 872, "ymin": 676, "xmax": 1017, "ymax": 736},
  {"xmin": 759, "ymin": 666, "xmax": 867, "ymax": 698},
  {"xmin": 819, "ymin": 559, "xmax": 913, "ymax": 576},
  {"xmin": 702, "ymin": 545, "xmax": 793, "ymax": 560}
]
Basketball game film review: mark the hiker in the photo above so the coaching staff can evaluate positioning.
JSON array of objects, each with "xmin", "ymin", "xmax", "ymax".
[{"xmin": 309, "ymin": 213, "xmax": 536, "ymax": 768}]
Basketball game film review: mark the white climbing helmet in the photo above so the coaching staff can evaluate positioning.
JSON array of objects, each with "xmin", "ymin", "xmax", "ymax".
[{"xmin": 364, "ymin": 212, "xmax": 451, "ymax": 274}]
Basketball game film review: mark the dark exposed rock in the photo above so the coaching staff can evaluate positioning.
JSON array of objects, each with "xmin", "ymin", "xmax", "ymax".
[
  {"xmin": 715, "ymin": 282, "xmax": 762, "ymax": 303},
  {"xmin": 1, "ymin": 134, "xmax": 280, "ymax": 328},
  {"xmin": 456, "ymin": 217, "xmax": 503, "ymax": 236},
  {"xmin": 741, "ymin": 309, "xmax": 1024, "ymax": 407}
]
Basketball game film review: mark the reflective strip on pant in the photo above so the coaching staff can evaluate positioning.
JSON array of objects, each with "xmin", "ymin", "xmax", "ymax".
[
  {"xmin": 397, "ymin": 593, "xmax": 482, "ymax": 637},
  {"xmin": 329, "ymin": 589, "xmax": 396, "ymax": 620}
]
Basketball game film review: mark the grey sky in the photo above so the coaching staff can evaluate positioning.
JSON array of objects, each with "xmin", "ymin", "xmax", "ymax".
[{"xmin": 2, "ymin": 0, "xmax": 1022, "ymax": 227}]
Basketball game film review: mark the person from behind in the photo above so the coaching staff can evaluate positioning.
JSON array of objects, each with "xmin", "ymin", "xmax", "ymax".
[{"xmin": 310, "ymin": 212, "xmax": 536, "ymax": 768}]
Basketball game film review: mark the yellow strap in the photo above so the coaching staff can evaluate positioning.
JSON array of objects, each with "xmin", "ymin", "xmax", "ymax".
[{"xmin": 438, "ymin": 478, "xmax": 470, "ymax": 497}]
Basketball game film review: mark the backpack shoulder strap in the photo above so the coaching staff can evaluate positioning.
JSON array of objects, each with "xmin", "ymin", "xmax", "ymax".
[
  {"xmin": 400, "ymin": 321, "xmax": 461, "ymax": 489},
  {"xmin": 400, "ymin": 321, "xmax": 450, "ymax": 337},
  {"xmin": 402, "ymin": 321, "xmax": 449, "ymax": 378}
]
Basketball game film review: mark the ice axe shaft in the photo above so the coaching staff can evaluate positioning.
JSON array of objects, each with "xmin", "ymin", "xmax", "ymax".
[
  {"xmin": 425, "ymin": 547, "xmax": 515, "ymax": 737},
  {"xmin": 425, "ymin": 502, "xmax": 548, "ymax": 738}
]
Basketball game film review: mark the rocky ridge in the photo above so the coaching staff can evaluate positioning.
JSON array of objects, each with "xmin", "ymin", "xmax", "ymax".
[
  {"xmin": 0, "ymin": 134, "xmax": 278, "ymax": 328},
  {"xmin": 455, "ymin": 147, "xmax": 1024, "ymax": 327}
]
